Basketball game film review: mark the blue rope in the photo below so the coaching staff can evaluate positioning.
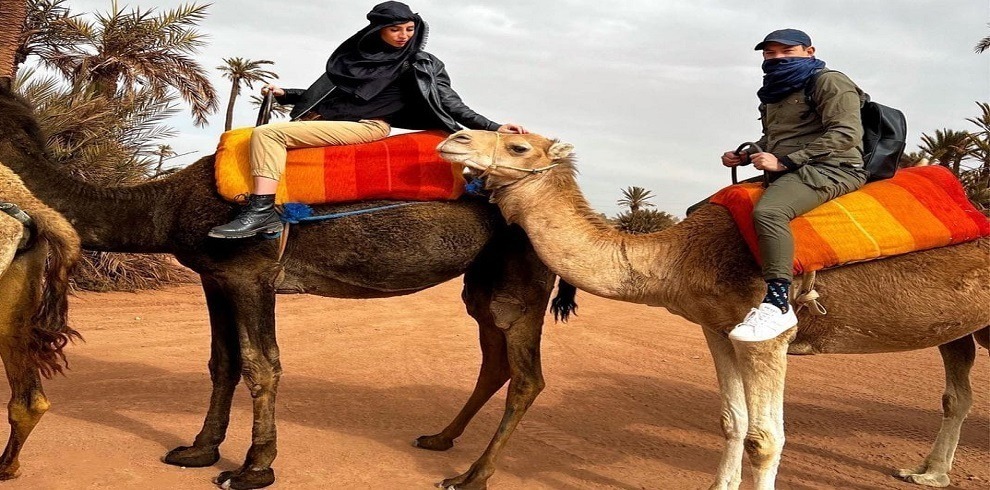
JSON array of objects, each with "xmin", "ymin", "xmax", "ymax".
[{"xmin": 279, "ymin": 201, "xmax": 422, "ymax": 224}]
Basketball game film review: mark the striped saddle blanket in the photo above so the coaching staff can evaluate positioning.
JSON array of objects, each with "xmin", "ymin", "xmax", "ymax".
[
  {"xmin": 214, "ymin": 128, "xmax": 463, "ymax": 205},
  {"xmin": 710, "ymin": 166, "xmax": 990, "ymax": 274}
]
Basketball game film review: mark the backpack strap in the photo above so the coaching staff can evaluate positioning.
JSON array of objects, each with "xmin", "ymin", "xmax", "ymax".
[{"xmin": 800, "ymin": 68, "xmax": 831, "ymax": 119}]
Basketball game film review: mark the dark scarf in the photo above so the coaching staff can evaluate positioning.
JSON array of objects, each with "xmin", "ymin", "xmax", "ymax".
[
  {"xmin": 757, "ymin": 56, "xmax": 826, "ymax": 104},
  {"xmin": 326, "ymin": 1, "xmax": 428, "ymax": 101}
]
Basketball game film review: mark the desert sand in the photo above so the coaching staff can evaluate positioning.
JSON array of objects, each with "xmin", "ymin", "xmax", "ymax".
[{"xmin": 2, "ymin": 280, "xmax": 987, "ymax": 489}]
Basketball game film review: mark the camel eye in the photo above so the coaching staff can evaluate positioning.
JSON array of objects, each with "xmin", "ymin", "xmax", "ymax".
[{"xmin": 508, "ymin": 145, "xmax": 530, "ymax": 154}]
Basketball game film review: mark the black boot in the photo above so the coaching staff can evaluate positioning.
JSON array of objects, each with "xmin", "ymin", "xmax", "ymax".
[{"xmin": 208, "ymin": 194, "xmax": 282, "ymax": 239}]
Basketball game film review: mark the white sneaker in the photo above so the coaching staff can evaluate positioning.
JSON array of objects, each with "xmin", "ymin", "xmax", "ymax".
[{"xmin": 728, "ymin": 303, "xmax": 798, "ymax": 342}]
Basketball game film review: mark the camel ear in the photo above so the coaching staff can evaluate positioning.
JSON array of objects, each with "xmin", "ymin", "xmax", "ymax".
[{"xmin": 548, "ymin": 142, "xmax": 573, "ymax": 161}]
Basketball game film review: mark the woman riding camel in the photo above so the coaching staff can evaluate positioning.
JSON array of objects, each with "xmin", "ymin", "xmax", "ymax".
[{"xmin": 210, "ymin": 1, "xmax": 526, "ymax": 239}]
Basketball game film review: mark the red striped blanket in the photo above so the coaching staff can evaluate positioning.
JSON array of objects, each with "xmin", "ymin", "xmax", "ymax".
[
  {"xmin": 214, "ymin": 128, "xmax": 462, "ymax": 205},
  {"xmin": 710, "ymin": 166, "xmax": 990, "ymax": 274}
]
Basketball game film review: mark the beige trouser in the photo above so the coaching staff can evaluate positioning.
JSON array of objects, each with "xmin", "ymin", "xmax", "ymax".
[{"xmin": 249, "ymin": 119, "xmax": 391, "ymax": 180}]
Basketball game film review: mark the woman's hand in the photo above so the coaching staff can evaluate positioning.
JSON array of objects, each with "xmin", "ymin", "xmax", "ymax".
[
  {"xmin": 261, "ymin": 84, "xmax": 285, "ymax": 97},
  {"xmin": 497, "ymin": 123, "xmax": 528, "ymax": 134}
]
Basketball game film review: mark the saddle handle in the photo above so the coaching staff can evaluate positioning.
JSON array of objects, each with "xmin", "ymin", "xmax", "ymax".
[
  {"xmin": 255, "ymin": 92, "xmax": 274, "ymax": 127},
  {"xmin": 732, "ymin": 142, "xmax": 770, "ymax": 188}
]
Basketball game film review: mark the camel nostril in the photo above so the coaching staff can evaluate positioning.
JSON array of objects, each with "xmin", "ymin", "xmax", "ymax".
[{"xmin": 452, "ymin": 133, "xmax": 472, "ymax": 144}]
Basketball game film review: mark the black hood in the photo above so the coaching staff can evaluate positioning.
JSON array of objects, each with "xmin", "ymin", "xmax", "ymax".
[{"xmin": 325, "ymin": 1, "xmax": 429, "ymax": 101}]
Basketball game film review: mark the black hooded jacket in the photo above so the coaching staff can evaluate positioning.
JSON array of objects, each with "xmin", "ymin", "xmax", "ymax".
[{"xmin": 275, "ymin": 3, "xmax": 500, "ymax": 132}]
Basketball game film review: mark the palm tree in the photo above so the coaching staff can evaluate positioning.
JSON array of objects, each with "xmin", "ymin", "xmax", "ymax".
[
  {"xmin": 217, "ymin": 57, "xmax": 277, "ymax": 131},
  {"xmin": 151, "ymin": 144, "xmax": 175, "ymax": 176},
  {"xmin": 919, "ymin": 129, "xmax": 973, "ymax": 175},
  {"xmin": 617, "ymin": 186, "xmax": 656, "ymax": 212},
  {"xmin": 976, "ymin": 23, "xmax": 990, "ymax": 54},
  {"xmin": 0, "ymin": 0, "xmax": 29, "ymax": 78},
  {"xmin": 30, "ymin": 1, "xmax": 218, "ymax": 126}
]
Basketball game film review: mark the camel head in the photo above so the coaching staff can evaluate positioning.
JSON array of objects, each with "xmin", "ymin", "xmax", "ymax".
[{"xmin": 437, "ymin": 130, "xmax": 574, "ymax": 190}]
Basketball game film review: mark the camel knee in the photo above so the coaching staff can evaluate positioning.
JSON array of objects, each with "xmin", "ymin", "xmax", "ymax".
[
  {"xmin": 743, "ymin": 429, "xmax": 784, "ymax": 468},
  {"xmin": 941, "ymin": 391, "xmax": 972, "ymax": 418},
  {"xmin": 8, "ymin": 394, "xmax": 49, "ymax": 426},
  {"xmin": 240, "ymin": 359, "xmax": 282, "ymax": 398},
  {"xmin": 719, "ymin": 409, "xmax": 746, "ymax": 441}
]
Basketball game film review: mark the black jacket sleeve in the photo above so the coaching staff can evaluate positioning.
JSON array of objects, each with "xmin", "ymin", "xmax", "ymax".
[
  {"xmin": 433, "ymin": 60, "xmax": 501, "ymax": 131},
  {"xmin": 275, "ymin": 88, "xmax": 305, "ymax": 106}
]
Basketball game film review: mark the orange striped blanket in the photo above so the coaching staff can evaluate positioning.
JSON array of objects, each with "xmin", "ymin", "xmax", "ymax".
[
  {"xmin": 214, "ymin": 128, "xmax": 463, "ymax": 205},
  {"xmin": 710, "ymin": 166, "xmax": 990, "ymax": 274}
]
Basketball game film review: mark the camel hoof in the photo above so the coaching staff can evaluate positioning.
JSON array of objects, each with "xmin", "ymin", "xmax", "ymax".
[
  {"xmin": 415, "ymin": 434, "xmax": 455, "ymax": 451},
  {"xmin": 214, "ymin": 468, "xmax": 275, "ymax": 490},
  {"xmin": 438, "ymin": 471, "xmax": 489, "ymax": 490},
  {"xmin": 894, "ymin": 469, "xmax": 950, "ymax": 488},
  {"xmin": 162, "ymin": 445, "xmax": 220, "ymax": 468}
]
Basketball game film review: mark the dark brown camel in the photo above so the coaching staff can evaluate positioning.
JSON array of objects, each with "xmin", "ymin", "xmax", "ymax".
[{"xmin": 0, "ymin": 80, "xmax": 566, "ymax": 490}]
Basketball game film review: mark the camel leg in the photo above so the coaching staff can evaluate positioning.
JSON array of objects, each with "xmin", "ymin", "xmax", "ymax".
[
  {"xmin": 0, "ymin": 340, "xmax": 49, "ymax": 480},
  {"xmin": 702, "ymin": 328, "xmax": 748, "ymax": 490},
  {"xmin": 0, "ymin": 250, "xmax": 49, "ymax": 479},
  {"xmin": 894, "ymin": 334, "xmax": 976, "ymax": 488},
  {"xmin": 212, "ymin": 273, "xmax": 281, "ymax": 490},
  {"xmin": 164, "ymin": 277, "xmax": 242, "ymax": 468},
  {"xmin": 733, "ymin": 332, "xmax": 792, "ymax": 490},
  {"xmin": 438, "ymin": 234, "xmax": 554, "ymax": 490},
  {"xmin": 414, "ymin": 279, "xmax": 510, "ymax": 450}
]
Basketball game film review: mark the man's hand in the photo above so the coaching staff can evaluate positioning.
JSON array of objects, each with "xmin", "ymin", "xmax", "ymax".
[
  {"xmin": 261, "ymin": 84, "xmax": 285, "ymax": 97},
  {"xmin": 497, "ymin": 123, "xmax": 528, "ymax": 134},
  {"xmin": 751, "ymin": 152, "xmax": 786, "ymax": 172},
  {"xmin": 721, "ymin": 151, "xmax": 746, "ymax": 167}
]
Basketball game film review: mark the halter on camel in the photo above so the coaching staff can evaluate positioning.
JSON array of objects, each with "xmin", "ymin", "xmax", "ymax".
[
  {"xmin": 460, "ymin": 132, "xmax": 562, "ymax": 203},
  {"xmin": 0, "ymin": 202, "xmax": 34, "ymax": 251}
]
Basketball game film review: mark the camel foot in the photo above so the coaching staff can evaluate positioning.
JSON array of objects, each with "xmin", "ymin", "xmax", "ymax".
[
  {"xmin": 214, "ymin": 468, "xmax": 275, "ymax": 490},
  {"xmin": 414, "ymin": 433, "xmax": 455, "ymax": 451},
  {"xmin": 894, "ymin": 468, "xmax": 950, "ymax": 488},
  {"xmin": 162, "ymin": 445, "xmax": 221, "ymax": 467},
  {"xmin": 438, "ymin": 467, "xmax": 491, "ymax": 490},
  {"xmin": 0, "ymin": 466, "xmax": 20, "ymax": 481}
]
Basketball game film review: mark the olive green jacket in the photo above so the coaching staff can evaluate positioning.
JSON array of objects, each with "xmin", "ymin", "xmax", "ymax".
[{"xmin": 756, "ymin": 70, "xmax": 869, "ymax": 190}]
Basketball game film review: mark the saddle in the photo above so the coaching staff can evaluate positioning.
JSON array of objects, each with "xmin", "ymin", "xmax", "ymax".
[
  {"xmin": 711, "ymin": 165, "xmax": 990, "ymax": 275},
  {"xmin": 214, "ymin": 128, "xmax": 463, "ymax": 205}
]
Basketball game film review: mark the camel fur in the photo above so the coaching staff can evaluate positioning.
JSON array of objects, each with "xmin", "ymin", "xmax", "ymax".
[
  {"xmin": 0, "ymin": 81, "xmax": 566, "ymax": 489},
  {"xmin": 0, "ymin": 162, "xmax": 81, "ymax": 480},
  {"xmin": 438, "ymin": 129, "xmax": 990, "ymax": 490}
]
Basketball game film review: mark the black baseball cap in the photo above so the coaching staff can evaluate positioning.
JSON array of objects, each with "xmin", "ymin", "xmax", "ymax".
[{"xmin": 754, "ymin": 29, "xmax": 812, "ymax": 50}]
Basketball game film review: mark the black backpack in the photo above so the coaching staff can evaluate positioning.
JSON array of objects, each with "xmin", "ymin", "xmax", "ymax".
[{"xmin": 804, "ymin": 70, "xmax": 907, "ymax": 181}]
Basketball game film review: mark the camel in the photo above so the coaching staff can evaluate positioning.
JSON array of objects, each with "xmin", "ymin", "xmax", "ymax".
[
  {"xmin": 0, "ymin": 162, "xmax": 81, "ymax": 480},
  {"xmin": 437, "ymin": 129, "xmax": 990, "ymax": 490},
  {"xmin": 0, "ymin": 80, "xmax": 571, "ymax": 489}
]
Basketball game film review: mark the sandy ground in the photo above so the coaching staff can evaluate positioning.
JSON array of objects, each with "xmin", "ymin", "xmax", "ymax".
[{"xmin": 1, "ymin": 280, "xmax": 987, "ymax": 490}]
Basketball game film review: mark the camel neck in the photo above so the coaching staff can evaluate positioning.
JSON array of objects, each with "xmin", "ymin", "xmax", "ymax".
[
  {"xmin": 1, "ymin": 144, "xmax": 177, "ymax": 252},
  {"xmin": 492, "ymin": 169, "xmax": 683, "ymax": 306}
]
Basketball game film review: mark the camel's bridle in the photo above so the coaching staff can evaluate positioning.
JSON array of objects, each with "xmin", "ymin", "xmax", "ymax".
[
  {"xmin": 474, "ymin": 133, "xmax": 562, "ymax": 177},
  {"xmin": 444, "ymin": 132, "xmax": 561, "ymax": 201}
]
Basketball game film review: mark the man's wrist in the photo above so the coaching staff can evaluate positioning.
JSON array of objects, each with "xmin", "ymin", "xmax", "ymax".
[{"xmin": 779, "ymin": 156, "xmax": 799, "ymax": 171}]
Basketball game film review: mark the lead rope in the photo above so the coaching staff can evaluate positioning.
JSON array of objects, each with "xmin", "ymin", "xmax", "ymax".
[{"xmin": 791, "ymin": 271, "xmax": 828, "ymax": 315}]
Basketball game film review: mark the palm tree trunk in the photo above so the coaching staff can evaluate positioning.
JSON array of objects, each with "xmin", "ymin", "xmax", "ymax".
[
  {"xmin": 0, "ymin": 0, "xmax": 29, "ymax": 80},
  {"xmin": 224, "ymin": 78, "xmax": 239, "ymax": 131}
]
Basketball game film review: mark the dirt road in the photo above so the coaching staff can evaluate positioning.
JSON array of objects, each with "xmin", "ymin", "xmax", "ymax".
[{"xmin": 3, "ymin": 281, "xmax": 987, "ymax": 489}]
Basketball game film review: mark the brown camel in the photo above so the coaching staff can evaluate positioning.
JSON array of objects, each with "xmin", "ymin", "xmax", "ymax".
[
  {"xmin": 0, "ymin": 162, "xmax": 81, "ymax": 480},
  {"xmin": 0, "ymin": 81, "xmax": 569, "ymax": 489},
  {"xmin": 438, "ymin": 129, "xmax": 990, "ymax": 490}
]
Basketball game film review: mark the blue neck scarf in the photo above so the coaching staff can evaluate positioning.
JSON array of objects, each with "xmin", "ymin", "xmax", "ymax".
[{"xmin": 757, "ymin": 56, "xmax": 826, "ymax": 104}]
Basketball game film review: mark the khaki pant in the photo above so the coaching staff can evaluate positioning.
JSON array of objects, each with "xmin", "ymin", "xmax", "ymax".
[
  {"xmin": 753, "ymin": 167, "xmax": 864, "ymax": 281},
  {"xmin": 249, "ymin": 119, "xmax": 391, "ymax": 180}
]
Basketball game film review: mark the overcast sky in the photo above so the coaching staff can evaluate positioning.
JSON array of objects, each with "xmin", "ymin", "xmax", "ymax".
[{"xmin": 49, "ymin": 0, "xmax": 989, "ymax": 217}]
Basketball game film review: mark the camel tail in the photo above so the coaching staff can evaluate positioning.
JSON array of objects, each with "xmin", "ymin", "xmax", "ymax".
[
  {"xmin": 550, "ymin": 279, "xmax": 578, "ymax": 323},
  {"xmin": 27, "ymin": 215, "xmax": 82, "ymax": 379}
]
